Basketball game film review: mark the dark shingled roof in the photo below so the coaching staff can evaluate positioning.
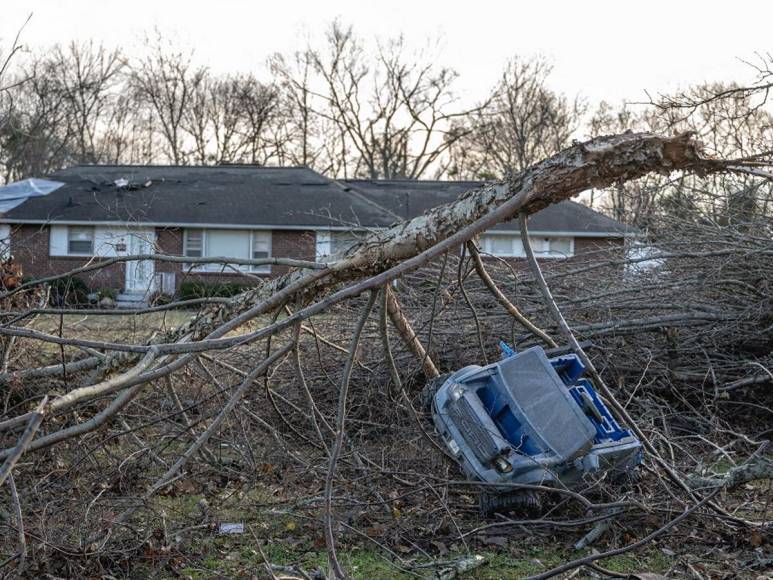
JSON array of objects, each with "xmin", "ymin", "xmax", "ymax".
[
  {"xmin": 3, "ymin": 165, "xmax": 630, "ymax": 236},
  {"xmin": 342, "ymin": 179, "xmax": 631, "ymax": 235},
  {"xmin": 3, "ymin": 165, "xmax": 397, "ymax": 228}
]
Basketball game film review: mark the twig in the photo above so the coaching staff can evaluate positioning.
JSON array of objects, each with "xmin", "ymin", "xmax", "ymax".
[
  {"xmin": 524, "ymin": 489, "xmax": 719, "ymax": 580},
  {"xmin": 324, "ymin": 290, "xmax": 378, "ymax": 580},
  {"xmin": 8, "ymin": 473, "xmax": 26, "ymax": 577},
  {"xmin": 0, "ymin": 395, "xmax": 47, "ymax": 487},
  {"xmin": 467, "ymin": 240, "xmax": 557, "ymax": 348}
]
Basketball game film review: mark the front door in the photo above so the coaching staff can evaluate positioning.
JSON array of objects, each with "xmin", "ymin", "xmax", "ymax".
[{"xmin": 125, "ymin": 231, "xmax": 156, "ymax": 295}]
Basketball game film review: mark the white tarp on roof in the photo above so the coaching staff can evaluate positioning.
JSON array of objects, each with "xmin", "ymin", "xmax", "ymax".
[{"xmin": 0, "ymin": 178, "xmax": 64, "ymax": 213}]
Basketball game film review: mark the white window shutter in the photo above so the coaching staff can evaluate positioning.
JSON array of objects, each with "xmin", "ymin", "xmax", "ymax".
[
  {"xmin": 49, "ymin": 225, "xmax": 69, "ymax": 256},
  {"xmin": 316, "ymin": 231, "xmax": 332, "ymax": 261},
  {"xmin": 0, "ymin": 225, "xmax": 9, "ymax": 258}
]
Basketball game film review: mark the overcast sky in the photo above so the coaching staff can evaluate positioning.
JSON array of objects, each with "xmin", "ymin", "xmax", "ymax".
[{"xmin": 1, "ymin": 0, "xmax": 769, "ymax": 108}]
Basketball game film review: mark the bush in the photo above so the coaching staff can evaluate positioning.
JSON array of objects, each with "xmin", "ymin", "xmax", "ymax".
[
  {"xmin": 97, "ymin": 288, "xmax": 117, "ymax": 301},
  {"xmin": 178, "ymin": 280, "xmax": 250, "ymax": 301},
  {"xmin": 148, "ymin": 291, "xmax": 173, "ymax": 306},
  {"xmin": 48, "ymin": 276, "xmax": 90, "ymax": 307}
]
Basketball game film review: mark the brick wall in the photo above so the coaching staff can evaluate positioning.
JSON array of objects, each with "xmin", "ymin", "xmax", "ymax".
[
  {"xmin": 11, "ymin": 224, "xmax": 125, "ymax": 290},
  {"xmin": 156, "ymin": 227, "xmax": 316, "ymax": 293},
  {"xmin": 9, "ymin": 224, "xmax": 623, "ymax": 294},
  {"xmin": 573, "ymin": 236, "xmax": 624, "ymax": 261},
  {"xmin": 10, "ymin": 225, "xmax": 318, "ymax": 293}
]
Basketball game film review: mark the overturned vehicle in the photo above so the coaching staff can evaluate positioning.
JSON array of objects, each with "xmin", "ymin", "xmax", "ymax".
[{"xmin": 425, "ymin": 344, "xmax": 642, "ymax": 513}]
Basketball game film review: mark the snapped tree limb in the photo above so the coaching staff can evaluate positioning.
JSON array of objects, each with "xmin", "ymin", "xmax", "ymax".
[{"xmin": 0, "ymin": 132, "xmax": 721, "ymax": 454}]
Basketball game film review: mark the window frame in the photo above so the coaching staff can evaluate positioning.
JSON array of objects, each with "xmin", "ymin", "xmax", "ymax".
[
  {"xmin": 183, "ymin": 228, "xmax": 203, "ymax": 259},
  {"xmin": 250, "ymin": 231, "xmax": 271, "ymax": 273},
  {"xmin": 183, "ymin": 228, "xmax": 272, "ymax": 274},
  {"xmin": 542, "ymin": 236, "xmax": 574, "ymax": 258},
  {"xmin": 316, "ymin": 230, "xmax": 360, "ymax": 261},
  {"xmin": 66, "ymin": 226, "xmax": 95, "ymax": 256},
  {"xmin": 478, "ymin": 233, "xmax": 574, "ymax": 259}
]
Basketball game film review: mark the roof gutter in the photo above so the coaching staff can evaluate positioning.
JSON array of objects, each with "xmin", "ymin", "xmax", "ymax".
[{"xmin": 0, "ymin": 218, "xmax": 631, "ymax": 237}]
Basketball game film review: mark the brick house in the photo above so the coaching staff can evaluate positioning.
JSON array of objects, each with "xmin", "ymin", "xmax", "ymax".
[{"xmin": 0, "ymin": 166, "xmax": 631, "ymax": 305}]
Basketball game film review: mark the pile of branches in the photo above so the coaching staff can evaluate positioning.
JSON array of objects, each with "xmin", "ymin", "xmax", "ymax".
[{"xmin": 0, "ymin": 133, "xmax": 770, "ymax": 579}]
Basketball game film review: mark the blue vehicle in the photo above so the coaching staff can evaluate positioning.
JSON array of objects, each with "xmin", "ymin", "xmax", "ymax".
[{"xmin": 427, "ymin": 343, "xmax": 642, "ymax": 513}]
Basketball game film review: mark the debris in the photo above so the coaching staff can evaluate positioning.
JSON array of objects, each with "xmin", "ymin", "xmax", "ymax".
[
  {"xmin": 218, "ymin": 522, "xmax": 245, "ymax": 535},
  {"xmin": 410, "ymin": 555, "xmax": 487, "ymax": 579},
  {"xmin": 482, "ymin": 535, "xmax": 508, "ymax": 547},
  {"xmin": 196, "ymin": 498, "xmax": 209, "ymax": 518},
  {"xmin": 574, "ymin": 520, "xmax": 611, "ymax": 550},
  {"xmin": 438, "ymin": 555, "xmax": 486, "ymax": 579}
]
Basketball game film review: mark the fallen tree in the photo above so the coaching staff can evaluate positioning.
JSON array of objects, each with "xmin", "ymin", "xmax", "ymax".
[
  {"xmin": 0, "ymin": 132, "xmax": 714, "ymax": 404},
  {"xmin": 1, "ymin": 131, "xmax": 770, "ymax": 579}
]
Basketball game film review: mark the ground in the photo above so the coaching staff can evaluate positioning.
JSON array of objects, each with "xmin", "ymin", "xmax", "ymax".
[
  {"xmin": 12, "ymin": 312, "xmax": 772, "ymax": 579},
  {"xmin": 135, "ymin": 483, "xmax": 678, "ymax": 579}
]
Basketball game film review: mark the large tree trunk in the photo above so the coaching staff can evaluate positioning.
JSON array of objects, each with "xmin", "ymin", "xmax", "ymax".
[{"xmin": 104, "ymin": 132, "xmax": 709, "ymax": 340}]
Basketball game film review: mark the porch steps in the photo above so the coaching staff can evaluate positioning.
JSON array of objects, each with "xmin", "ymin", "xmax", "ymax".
[{"xmin": 116, "ymin": 293, "xmax": 148, "ymax": 309}]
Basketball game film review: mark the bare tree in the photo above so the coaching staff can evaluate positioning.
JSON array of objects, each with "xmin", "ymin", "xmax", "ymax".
[
  {"xmin": 274, "ymin": 22, "xmax": 475, "ymax": 179},
  {"xmin": 183, "ymin": 72, "xmax": 280, "ymax": 165},
  {"xmin": 270, "ymin": 50, "xmax": 330, "ymax": 169},
  {"xmin": 48, "ymin": 42, "xmax": 125, "ymax": 164},
  {"xmin": 0, "ymin": 57, "xmax": 75, "ymax": 181},
  {"xmin": 447, "ymin": 56, "xmax": 585, "ymax": 180},
  {"xmin": 231, "ymin": 74, "xmax": 281, "ymax": 164},
  {"xmin": 99, "ymin": 92, "xmax": 158, "ymax": 165},
  {"xmin": 0, "ymin": 14, "xmax": 31, "ymax": 96},
  {"xmin": 130, "ymin": 34, "xmax": 206, "ymax": 164}
]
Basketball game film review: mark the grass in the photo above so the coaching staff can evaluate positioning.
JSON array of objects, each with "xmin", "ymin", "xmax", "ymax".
[
  {"xmin": 168, "ymin": 539, "xmax": 675, "ymax": 579},
  {"xmin": 23, "ymin": 310, "xmax": 196, "ymax": 363},
  {"xmin": 28, "ymin": 309, "xmax": 288, "ymax": 348},
  {"xmin": 30, "ymin": 310, "xmax": 194, "ymax": 343},
  {"xmin": 146, "ymin": 489, "xmax": 675, "ymax": 579}
]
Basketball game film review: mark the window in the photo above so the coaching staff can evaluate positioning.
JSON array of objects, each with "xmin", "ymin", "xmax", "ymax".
[
  {"xmin": 316, "ymin": 231, "xmax": 360, "ymax": 261},
  {"xmin": 67, "ymin": 226, "xmax": 94, "ymax": 255},
  {"xmin": 183, "ymin": 229, "xmax": 271, "ymax": 273},
  {"xmin": 250, "ymin": 232, "xmax": 271, "ymax": 273},
  {"xmin": 207, "ymin": 230, "xmax": 249, "ymax": 260},
  {"xmin": 184, "ymin": 229, "xmax": 203, "ymax": 258},
  {"xmin": 480, "ymin": 234, "xmax": 523, "ymax": 257},
  {"xmin": 479, "ymin": 234, "xmax": 573, "ymax": 258},
  {"xmin": 330, "ymin": 232, "xmax": 358, "ymax": 255},
  {"xmin": 546, "ymin": 237, "xmax": 572, "ymax": 257}
]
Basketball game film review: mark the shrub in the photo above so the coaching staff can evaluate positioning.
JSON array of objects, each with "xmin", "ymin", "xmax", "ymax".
[
  {"xmin": 97, "ymin": 288, "xmax": 117, "ymax": 301},
  {"xmin": 48, "ymin": 276, "xmax": 90, "ymax": 307},
  {"xmin": 178, "ymin": 280, "xmax": 250, "ymax": 301},
  {"xmin": 148, "ymin": 291, "xmax": 173, "ymax": 306}
]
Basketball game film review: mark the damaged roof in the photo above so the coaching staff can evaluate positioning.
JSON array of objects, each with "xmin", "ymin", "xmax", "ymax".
[
  {"xmin": 3, "ymin": 165, "xmax": 396, "ymax": 229},
  {"xmin": 2, "ymin": 165, "xmax": 630, "ymax": 236}
]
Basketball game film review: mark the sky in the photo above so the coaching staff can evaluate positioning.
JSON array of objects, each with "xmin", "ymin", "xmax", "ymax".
[{"xmin": 1, "ymin": 0, "xmax": 770, "ymax": 109}]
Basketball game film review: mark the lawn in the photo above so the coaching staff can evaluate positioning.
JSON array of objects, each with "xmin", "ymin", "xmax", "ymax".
[{"xmin": 30, "ymin": 310, "xmax": 195, "ymax": 344}]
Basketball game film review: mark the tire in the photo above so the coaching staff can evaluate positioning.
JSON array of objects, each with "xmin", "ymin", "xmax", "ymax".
[{"xmin": 479, "ymin": 490, "xmax": 543, "ymax": 516}]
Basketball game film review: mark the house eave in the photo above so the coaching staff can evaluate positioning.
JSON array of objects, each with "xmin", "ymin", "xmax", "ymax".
[{"xmin": 0, "ymin": 218, "xmax": 632, "ymax": 237}]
